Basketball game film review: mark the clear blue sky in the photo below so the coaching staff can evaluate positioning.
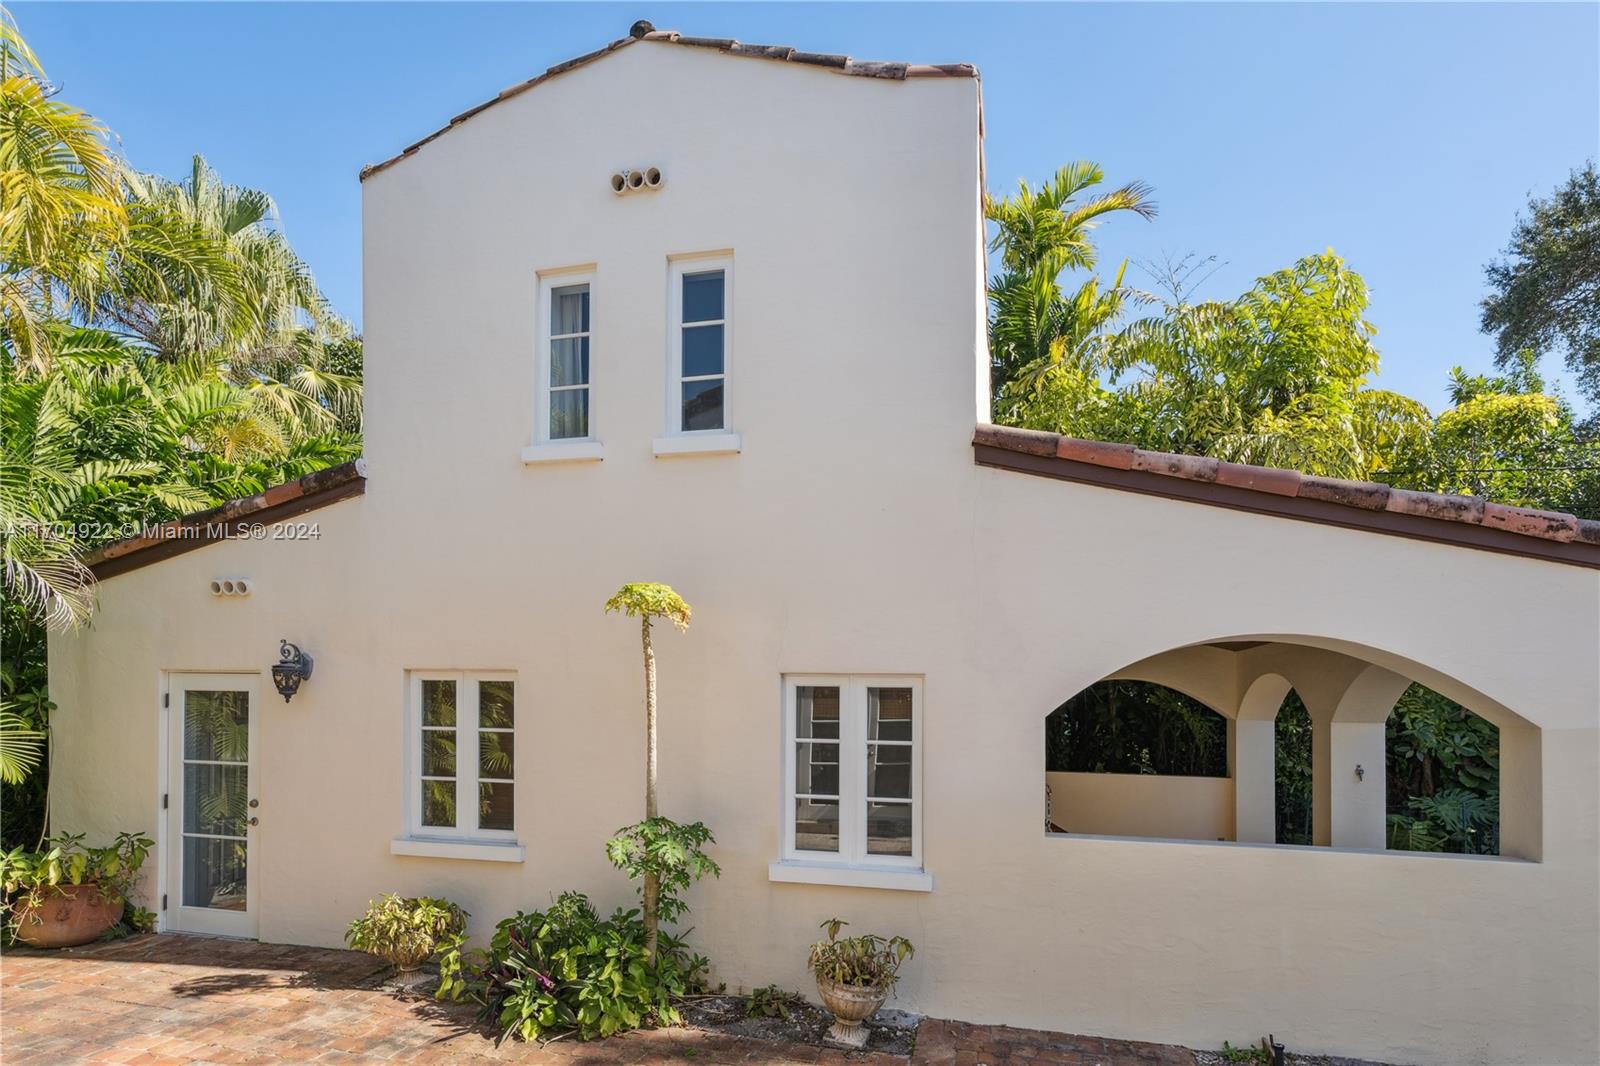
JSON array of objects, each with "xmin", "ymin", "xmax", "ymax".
[{"xmin": 17, "ymin": 2, "xmax": 1599, "ymax": 412}]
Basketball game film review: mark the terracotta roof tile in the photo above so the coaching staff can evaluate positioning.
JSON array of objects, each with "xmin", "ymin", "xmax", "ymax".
[
  {"xmin": 361, "ymin": 23, "xmax": 977, "ymax": 182},
  {"xmin": 84, "ymin": 460, "xmax": 367, "ymax": 579},
  {"xmin": 1385, "ymin": 487, "xmax": 1485, "ymax": 525},
  {"xmin": 972, "ymin": 426, "xmax": 1600, "ymax": 569},
  {"xmin": 1298, "ymin": 475, "xmax": 1392, "ymax": 511},
  {"xmin": 1483, "ymin": 502, "xmax": 1579, "ymax": 542},
  {"xmin": 1216, "ymin": 461, "xmax": 1302, "ymax": 497},
  {"xmin": 1133, "ymin": 450, "xmax": 1219, "ymax": 483},
  {"xmin": 1056, "ymin": 437, "xmax": 1136, "ymax": 469}
]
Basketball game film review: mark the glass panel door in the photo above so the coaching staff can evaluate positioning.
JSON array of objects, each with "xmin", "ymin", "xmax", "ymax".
[{"xmin": 168, "ymin": 675, "xmax": 258, "ymax": 938}]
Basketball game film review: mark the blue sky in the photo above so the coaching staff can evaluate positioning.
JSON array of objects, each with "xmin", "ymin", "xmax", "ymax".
[{"xmin": 18, "ymin": 3, "xmax": 1598, "ymax": 412}]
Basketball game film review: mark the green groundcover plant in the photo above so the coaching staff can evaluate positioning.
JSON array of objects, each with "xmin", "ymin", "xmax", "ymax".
[{"xmin": 440, "ymin": 891, "xmax": 708, "ymax": 1043}]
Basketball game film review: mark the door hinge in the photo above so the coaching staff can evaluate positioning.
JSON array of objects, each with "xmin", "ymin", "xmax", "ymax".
[
  {"xmin": 162, "ymin": 793, "xmax": 169, "ymax": 810},
  {"xmin": 163, "ymin": 692, "xmax": 169, "ymax": 708},
  {"xmin": 162, "ymin": 894, "xmax": 168, "ymax": 910}
]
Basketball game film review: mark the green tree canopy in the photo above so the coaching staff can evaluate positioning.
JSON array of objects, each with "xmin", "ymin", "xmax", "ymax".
[{"xmin": 1481, "ymin": 162, "xmax": 1600, "ymax": 409}]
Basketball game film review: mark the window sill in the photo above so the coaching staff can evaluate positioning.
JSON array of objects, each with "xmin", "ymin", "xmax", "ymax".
[
  {"xmin": 521, "ymin": 440, "xmax": 604, "ymax": 464},
  {"xmin": 767, "ymin": 860, "xmax": 932, "ymax": 892},
  {"xmin": 391, "ymin": 837, "xmax": 525, "ymax": 863},
  {"xmin": 652, "ymin": 432, "xmax": 741, "ymax": 458}
]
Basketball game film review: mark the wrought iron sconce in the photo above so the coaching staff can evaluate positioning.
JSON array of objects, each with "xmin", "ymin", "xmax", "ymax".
[{"xmin": 271, "ymin": 639, "xmax": 314, "ymax": 703}]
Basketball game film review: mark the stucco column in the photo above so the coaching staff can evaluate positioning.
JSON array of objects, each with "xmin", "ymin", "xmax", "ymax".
[
  {"xmin": 1235, "ymin": 674, "xmax": 1292, "ymax": 844},
  {"xmin": 1329, "ymin": 721, "xmax": 1388, "ymax": 848},
  {"xmin": 1311, "ymin": 712, "xmax": 1332, "ymax": 846},
  {"xmin": 1329, "ymin": 666, "xmax": 1412, "ymax": 850},
  {"xmin": 1235, "ymin": 718, "xmax": 1276, "ymax": 843}
]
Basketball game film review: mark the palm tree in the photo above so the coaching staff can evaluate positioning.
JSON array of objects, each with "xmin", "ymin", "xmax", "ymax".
[
  {"xmin": 0, "ymin": 12, "xmax": 125, "ymax": 374},
  {"xmin": 986, "ymin": 164, "xmax": 1157, "ymax": 411},
  {"xmin": 111, "ymin": 155, "xmax": 339, "ymax": 366},
  {"xmin": 604, "ymin": 582, "xmax": 692, "ymax": 960}
]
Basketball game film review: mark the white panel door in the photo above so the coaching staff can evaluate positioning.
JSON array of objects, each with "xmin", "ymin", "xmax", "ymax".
[{"xmin": 166, "ymin": 674, "xmax": 259, "ymax": 938}]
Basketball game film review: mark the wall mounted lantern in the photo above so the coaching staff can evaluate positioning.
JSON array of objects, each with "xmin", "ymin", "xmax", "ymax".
[{"xmin": 271, "ymin": 639, "xmax": 314, "ymax": 703}]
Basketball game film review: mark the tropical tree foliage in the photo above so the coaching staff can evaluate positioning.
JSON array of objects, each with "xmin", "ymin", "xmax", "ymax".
[
  {"xmin": 0, "ymin": 14, "xmax": 359, "ymax": 847},
  {"xmin": 1045, "ymin": 682, "xmax": 1227, "ymax": 778},
  {"xmin": 1481, "ymin": 162, "xmax": 1600, "ymax": 410}
]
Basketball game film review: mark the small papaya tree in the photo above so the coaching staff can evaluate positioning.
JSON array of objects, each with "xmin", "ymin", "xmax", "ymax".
[{"xmin": 603, "ymin": 583, "xmax": 718, "ymax": 960}]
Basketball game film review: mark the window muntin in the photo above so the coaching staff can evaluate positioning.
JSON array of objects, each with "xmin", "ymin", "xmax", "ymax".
[
  {"xmin": 668, "ymin": 257, "xmax": 732, "ymax": 435},
  {"xmin": 548, "ymin": 285, "xmax": 590, "ymax": 439},
  {"xmin": 783, "ymin": 677, "xmax": 922, "ymax": 869},
  {"xmin": 535, "ymin": 272, "xmax": 594, "ymax": 445},
  {"xmin": 409, "ymin": 673, "xmax": 516, "ymax": 840}
]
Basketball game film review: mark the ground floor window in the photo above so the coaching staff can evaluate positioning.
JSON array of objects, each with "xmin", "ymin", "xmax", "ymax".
[
  {"xmin": 407, "ymin": 671, "xmax": 516, "ymax": 840},
  {"xmin": 783, "ymin": 675, "xmax": 921, "ymax": 869}
]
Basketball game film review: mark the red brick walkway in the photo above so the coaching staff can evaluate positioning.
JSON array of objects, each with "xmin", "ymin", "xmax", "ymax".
[{"xmin": 0, "ymin": 935, "xmax": 1197, "ymax": 1066}]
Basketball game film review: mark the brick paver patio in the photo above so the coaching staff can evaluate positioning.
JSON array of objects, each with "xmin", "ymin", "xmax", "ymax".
[{"xmin": 0, "ymin": 935, "xmax": 1197, "ymax": 1066}]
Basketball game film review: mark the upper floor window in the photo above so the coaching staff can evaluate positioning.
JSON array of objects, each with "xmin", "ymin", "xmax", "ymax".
[
  {"xmin": 781, "ymin": 676, "xmax": 922, "ymax": 870},
  {"xmin": 537, "ymin": 272, "xmax": 593, "ymax": 442},
  {"xmin": 668, "ymin": 256, "xmax": 731, "ymax": 434},
  {"xmin": 408, "ymin": 672, "xmax": 516, "ymax": 841}
]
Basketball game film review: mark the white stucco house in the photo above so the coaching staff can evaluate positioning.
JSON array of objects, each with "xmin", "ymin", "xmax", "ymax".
[{"xmin": 50, "ymin": 24, "xmax": 1600, "ymax": 1066}]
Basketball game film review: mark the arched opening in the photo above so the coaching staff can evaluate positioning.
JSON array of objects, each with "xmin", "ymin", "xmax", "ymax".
[
  {"xmin": 1385, "ymin": 683, "xmax": 1500, "ymax": 854},
  {"xmin": 1041, "ymin": 636, "xmax": 1536, "ymax": 859},
  {"xmin": 1045, "ymin": 681, "xmax": 1230, "ymax": 841},
  {"xmin": 1274, "ymin": 691, "xmax": 1313, "ymax": 845}
]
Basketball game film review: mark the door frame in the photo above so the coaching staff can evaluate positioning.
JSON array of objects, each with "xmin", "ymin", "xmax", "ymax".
[{"xmin": 161, "ymin": 672, "xmax": 261, "ymax": 938}]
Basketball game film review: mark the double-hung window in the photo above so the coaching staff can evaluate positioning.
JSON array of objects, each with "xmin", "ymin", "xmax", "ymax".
[
  {"xmin": 526, "ymin": 270, "xmax": 600, "ymax": 464},
  {"xmin": 407, "ymin": 672, "xmax": 516, "ymax": 842},
  {"xmin": 657, "ymin": 255, "xmax": 739, "ymax": 455},
  {"xmin": 775, "ymin": 676, "xmax": 927, "ymax": 889}
]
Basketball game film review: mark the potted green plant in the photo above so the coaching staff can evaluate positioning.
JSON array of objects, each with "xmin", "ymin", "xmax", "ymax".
[
  {"xmin": 0, "ymin": 832, "xmax": 153, "ymax": 948},
  {"xmin": 806, "ymin": 918, "xmax": 915, "ymax": 1049},
  {"xmin": 345, "ymin": 894, "xmax": 468, "ymax": 973}
]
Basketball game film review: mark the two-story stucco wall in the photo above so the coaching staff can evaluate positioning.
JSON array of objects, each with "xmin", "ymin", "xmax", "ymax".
[{"xmin": 49, "ymin": 39, "xmax": 1600, "ymax": 1066}]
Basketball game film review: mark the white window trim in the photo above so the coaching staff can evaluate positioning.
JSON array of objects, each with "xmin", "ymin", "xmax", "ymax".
[
  {"xmin": 391, "ymin": 837, "xmax": 525, "ymax": 863},
  {"xmin": 401, "ymin": 671, "xmax": 518, "ymax": 846},
  {"xmin": 774, "ymin": 675, "xmax": 926, "ymax": 889},
  {"xmin": 530, "ymin": 268, "xmax": 601, "ymax": 461},
  {"xmin": 656, "ymin": 253, "xmax": 734, "ymax": 454}
]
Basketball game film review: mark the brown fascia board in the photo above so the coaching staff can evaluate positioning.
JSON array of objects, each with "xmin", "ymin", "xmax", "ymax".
[
  {"xmin": 358, "ymin": 28, "xmax": 978, "ymax": 182},
  {"xmin": 85, "ymin": 460, "xmax": 367, "ymax": 580},
  {"xmin": 972, "ymin": 427, "xmax": 1600, "ymax": 571}
]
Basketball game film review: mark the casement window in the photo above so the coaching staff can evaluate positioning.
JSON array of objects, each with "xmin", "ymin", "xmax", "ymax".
[
  {"xmin": 774, "ymin": 676, "xmax": 927, "ymax": 890},
  {"xmin": 405, "ymin": 672, "xmax": 516, "ymax": 843},
  {"xmin": 656, "ymin": 255, "xmax": 739, "ymax": 456},
  {"xmin": 525, "ymin": 270, "xmax": 601, "ymax": 464}
]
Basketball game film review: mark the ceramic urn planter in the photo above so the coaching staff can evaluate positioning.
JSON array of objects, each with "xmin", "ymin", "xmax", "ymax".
[
  {"xmin": 12, "ymin": 885, "xmax": 123, "ymax": 949},
  {"xmin": 816, "ymin": 975, "xmax": 889, "ymax": 1049}
]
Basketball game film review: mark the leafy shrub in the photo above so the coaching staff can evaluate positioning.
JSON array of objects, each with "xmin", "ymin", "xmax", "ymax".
[
  {"xmin": 806, "ymin": 919, "xmax": 914, "ymax": 992},
  {"xmin": 746, "ymin": 984, "xmax": 802, "ymax": 1019},
  {"xmin": 0, "ymin": 831, "xmax": 152, "ymax": 940},
  {"xmin": 461, "ymin": 891, "xmax": 707, "ymax": 1042},
  {"xmin": 345, "ymin": 894, "xmax": 468, "ymax": 971},
  {"xmin": 605, "ymin": 817, "xmax": 720, "ymax": 932}
]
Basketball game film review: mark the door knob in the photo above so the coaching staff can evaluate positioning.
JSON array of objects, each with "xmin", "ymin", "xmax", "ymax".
[
  {"xmin": 248, "ymin": 799, "xmax": 259, "ymax": 808},
  {"xmin": 249, "ymin": 816, "xmax": 259, "ymax": 826}
]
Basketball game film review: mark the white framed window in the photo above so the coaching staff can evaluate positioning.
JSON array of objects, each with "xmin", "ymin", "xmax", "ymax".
[
  {"xmin": 777, "ymin": 676, "xmax": 925, "ymax": 885},
  {"xmin": 525, "ymin": 269, "xmax": 601, "ymax": 464},
  {"xmin": 656, "ymin": 254, "xmax": 740, "ymax": 456},
  {"xmin": 404, "ymin": 672, "xmax": 517, "ymax": 842}
]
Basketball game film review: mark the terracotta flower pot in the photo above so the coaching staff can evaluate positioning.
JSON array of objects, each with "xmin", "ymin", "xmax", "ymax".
[
  {"xmin": 815, "ymin": 975, "xmax": 888, "ymax": 1049},
  {"xmin": 12, "ymin": 884, "xmax": 123, "ymax": 949}
]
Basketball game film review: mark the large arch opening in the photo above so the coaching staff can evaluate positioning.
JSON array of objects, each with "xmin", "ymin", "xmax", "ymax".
[
  {"xmin": 1041, "ymin": 637, "xmax": 1532, "ymax": 858},
  {"xmin": 1044, "ymin": 680, "xmax": 1230, "ymax": 841},
  {"xmin": 1386, "ymin": 683, "xmax": 1500, "ymax": 854}
]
